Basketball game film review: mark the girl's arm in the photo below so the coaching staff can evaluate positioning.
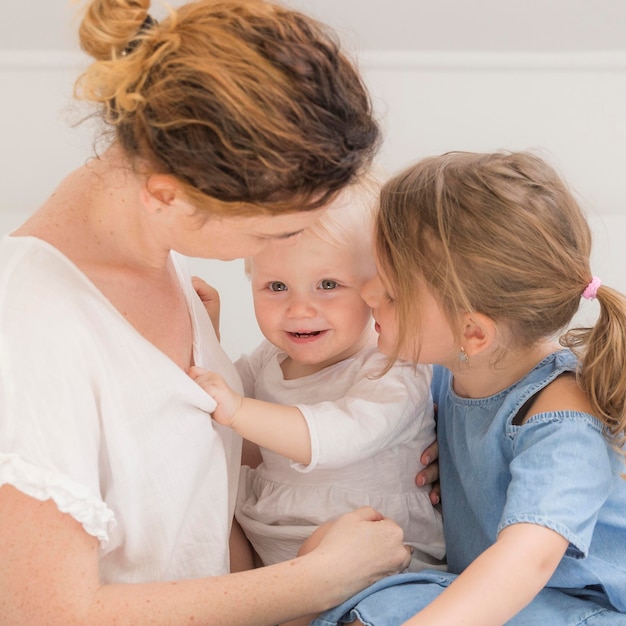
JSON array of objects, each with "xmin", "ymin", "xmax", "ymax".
[
  {"xmin": 402, "ymin": 523, "xmax": 569, "ymax": 626},
  {"xmin": 402, "ymin": 375, "xmax": 600, "ymax": 626},
  {"xmin": 0, "ymin": 485, "xmax": 411, "ymax": 626},
  {"xmin": 189, "ymin": 367, "xmax": 312, "ymax": 464}
]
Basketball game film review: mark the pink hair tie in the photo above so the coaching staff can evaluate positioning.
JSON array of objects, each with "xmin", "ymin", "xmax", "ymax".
[{"xmin": 582, "ymin": 276, "xmax": 602, "ymax": 300}]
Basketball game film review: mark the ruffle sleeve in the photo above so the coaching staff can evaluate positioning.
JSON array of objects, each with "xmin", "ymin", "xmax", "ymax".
[{"xmin": 0, "ymin": 453, "xmax": 116, "ymax": 545}]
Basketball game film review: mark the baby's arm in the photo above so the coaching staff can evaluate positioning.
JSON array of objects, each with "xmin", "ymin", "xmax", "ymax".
[
  {"xmin": 402, "ymin": 523, "xmax": 568, "ymax": 626},
  {"xmin": 189, "ymin": 367, "xmax": 312, "ymax": 465}
]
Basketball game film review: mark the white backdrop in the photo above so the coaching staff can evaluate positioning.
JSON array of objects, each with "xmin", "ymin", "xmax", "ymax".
[{"xmin": 2, "ymin": 2, "xmax": 626, "ymax": 359}]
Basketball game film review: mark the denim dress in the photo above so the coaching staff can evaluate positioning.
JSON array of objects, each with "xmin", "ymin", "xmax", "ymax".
[{"xmin": 313, "ymin": 350, "xmax": 626, "ymax": 626}]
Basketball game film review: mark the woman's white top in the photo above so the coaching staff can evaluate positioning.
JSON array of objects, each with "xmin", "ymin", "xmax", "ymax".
[
  {"xmin": 235, "ymin": 338, "xmax": 445, "ymax": 569},
  {"xmin": 0, "ymin": 236, "xmax": 242, "ymax": 583}
]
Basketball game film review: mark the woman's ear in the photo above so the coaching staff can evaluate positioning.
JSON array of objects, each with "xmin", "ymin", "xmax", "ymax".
[
  {"xmin": 460, "ymin": 312, "xmax": 496, "ymax": 357},
  {"xmin": 141, "ymin": 174, "xmax": 182, "ymax": 214}
]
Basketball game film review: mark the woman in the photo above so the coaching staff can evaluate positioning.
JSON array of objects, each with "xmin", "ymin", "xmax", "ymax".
[{"xmin": 0, "ymin": 1, "xmax": 411, "ymax": 624}]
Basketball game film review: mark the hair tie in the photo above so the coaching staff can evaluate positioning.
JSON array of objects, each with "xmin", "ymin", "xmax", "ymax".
[
  {"xmin": 122, "ymin": 14, "xmax": 158, "ymax": 56},
  {"xmin": 582, "ymin": 276, "xmax": 602, "ymax": 300}
]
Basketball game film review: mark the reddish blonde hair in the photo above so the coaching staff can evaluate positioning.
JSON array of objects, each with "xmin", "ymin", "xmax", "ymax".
[{"xmin": 76, "ymin": 0, "xmax": 380, "ymax": 215}]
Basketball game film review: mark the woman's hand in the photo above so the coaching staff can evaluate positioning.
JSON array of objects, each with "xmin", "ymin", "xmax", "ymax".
[
  {"xmin": 297, "ymin": 520, "xmax": 334, "ymax": 557},
  {"xmin": 416, "ymin": 440, "xmax": 440, "ymax": 506},
  {"xmin": 284, "ymin": 509, "xmax": 411, "ymax": 626},
  {"xmin": 307, "ymin": 507, "xmax": 412, "ymax": 595}
]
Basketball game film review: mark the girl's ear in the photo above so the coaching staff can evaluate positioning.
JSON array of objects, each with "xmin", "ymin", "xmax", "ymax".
[{"xmin": 460, "ymin": 312, "xmax": 496, "ymax": 357}]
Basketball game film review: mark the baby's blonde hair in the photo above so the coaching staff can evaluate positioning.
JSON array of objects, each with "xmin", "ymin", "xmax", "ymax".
[
  {"xmin": 245, "ymin": 171, "xmax": 380, "ymax": 275},
  {"xmin": 306, "ymin": 171, "xmax": 380, "ymax": 249},
  {"xmin": 376, "ymin": 151, "xmax": 626, "ymax": 454}
]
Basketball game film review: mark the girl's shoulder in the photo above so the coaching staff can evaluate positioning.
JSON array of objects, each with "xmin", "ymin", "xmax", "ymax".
[
  {"xmin": 510, "ymin": 350, "xmax": 597, "ymax": 426},
  {"xmin": 519, "ymin": 370, "xmax": 593, "ymax": 425}
]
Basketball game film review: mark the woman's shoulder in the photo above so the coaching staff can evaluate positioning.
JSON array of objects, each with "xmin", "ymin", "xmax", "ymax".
[
  {"xmin": 0, "ymin": 236, "xmax": 128, "ymax": 359},
  {"xmin": 0, "ymin": 235, "xmax": 92, "ymax": 295}
]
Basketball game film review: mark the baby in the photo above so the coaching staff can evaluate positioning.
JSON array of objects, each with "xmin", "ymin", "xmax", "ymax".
[{"xmin": 191, "ymin": 177, "xmax": 445, "ymax": 572}]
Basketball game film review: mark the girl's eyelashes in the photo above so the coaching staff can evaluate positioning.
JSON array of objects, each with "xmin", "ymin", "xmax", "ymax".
[
  {"xmin": 268, "ymin": 281, "xmax": 288, "ymax": 292},
  {"xmin": 384, "ymin": 292, "xmax": 395, "ymax": 303}
]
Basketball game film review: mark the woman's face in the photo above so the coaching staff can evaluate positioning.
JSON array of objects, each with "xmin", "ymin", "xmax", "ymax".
[
  {"xmin": 147, "ymin": 176, "xmax": 330, "ymax": 260},
  {"xmin": 178, "ymin": 207, "xmax": 328, "ymax": 261}
]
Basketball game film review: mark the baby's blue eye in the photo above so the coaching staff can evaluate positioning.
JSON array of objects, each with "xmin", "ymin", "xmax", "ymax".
[
  {"xmin": 269, "ymin": 281, "xmax": 288, "ymax": 292},
  {"xmin": 320, "ymin": 279, "xmax": 338, "ymax": 290}
]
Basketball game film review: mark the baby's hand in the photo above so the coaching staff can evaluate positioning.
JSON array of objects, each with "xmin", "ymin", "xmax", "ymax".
[
  {"xmin": 192, "ymin": 276, "xmax": 221, "ymax": 341},
  {"xmin": 189, "ymin": 367, "xmax": 242, "ymax": 427}
]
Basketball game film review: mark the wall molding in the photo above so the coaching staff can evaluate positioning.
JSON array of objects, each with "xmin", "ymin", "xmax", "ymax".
[
  {"xmin": 2, "ymin": 49, "xmax": 626, "ymax": 71},
  {"xmin": 0, "ymin": 50, "xmax": 88, "ymax": 70},
  {"xmin": 360, "ymin": 50, "xmax": 626, "ymax": 71}
]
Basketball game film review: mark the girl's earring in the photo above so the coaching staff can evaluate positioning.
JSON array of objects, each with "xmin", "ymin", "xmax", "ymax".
[{"xmin": 459, "ymin": 346, "xmax": 470, "ymax": 366}]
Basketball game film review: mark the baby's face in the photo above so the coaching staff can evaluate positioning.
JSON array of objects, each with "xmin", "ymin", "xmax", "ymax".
[{"xmin": 249, "ymin": 232, "xmax": 375, "ymax": 375}]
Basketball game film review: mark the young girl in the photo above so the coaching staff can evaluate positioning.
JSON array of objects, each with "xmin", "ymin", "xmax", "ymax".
[
  {"xmin": 190, "ymin": 181, "xmax": 445, "ymax": 574},
  {"xmin": 312, "ymin": 151, "xmax": 626, "ymax": 626}
]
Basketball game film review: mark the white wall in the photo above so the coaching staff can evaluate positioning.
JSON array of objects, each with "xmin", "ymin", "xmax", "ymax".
[{"xmin": 2, "ymin": 2, "xmax": 626, "ymax": 359}]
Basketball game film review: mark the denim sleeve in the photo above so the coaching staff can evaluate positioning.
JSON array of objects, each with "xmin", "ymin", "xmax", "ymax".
[{"xmin": 500, "ymin": 413, "xmax": 614, "ymax": 558}]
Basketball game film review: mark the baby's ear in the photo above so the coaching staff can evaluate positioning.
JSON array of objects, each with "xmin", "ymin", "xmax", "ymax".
[{"xmin": 460, "ymin": 312, "xmax": 496, "ymax": 357}]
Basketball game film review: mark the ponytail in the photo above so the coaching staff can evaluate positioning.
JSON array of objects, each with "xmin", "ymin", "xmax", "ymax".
[{"xmin": 562, "ymin": 284, "xmax": 626, "ymax": 458}]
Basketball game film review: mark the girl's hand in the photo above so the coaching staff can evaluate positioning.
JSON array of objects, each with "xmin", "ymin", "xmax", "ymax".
[
  {"xmin": 189, "ymin": 367, "xmax": 242, "ymax": 427},
  {"xmin": 192, "ymin": 276, "xmax": 221, "ymax": 340},
  {"xmin": 416, "ymin": 440, "xmax": 441, "ymax": 506}
]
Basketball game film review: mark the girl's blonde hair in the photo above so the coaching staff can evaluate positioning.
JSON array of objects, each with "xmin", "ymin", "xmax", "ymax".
[
  {"xmin": 75, "ymin": 0, "xmax": 380, "ymax": 216},
  {"xmin": 376, "ymin": 150, "xmax": 626, "ymax": 452}
]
